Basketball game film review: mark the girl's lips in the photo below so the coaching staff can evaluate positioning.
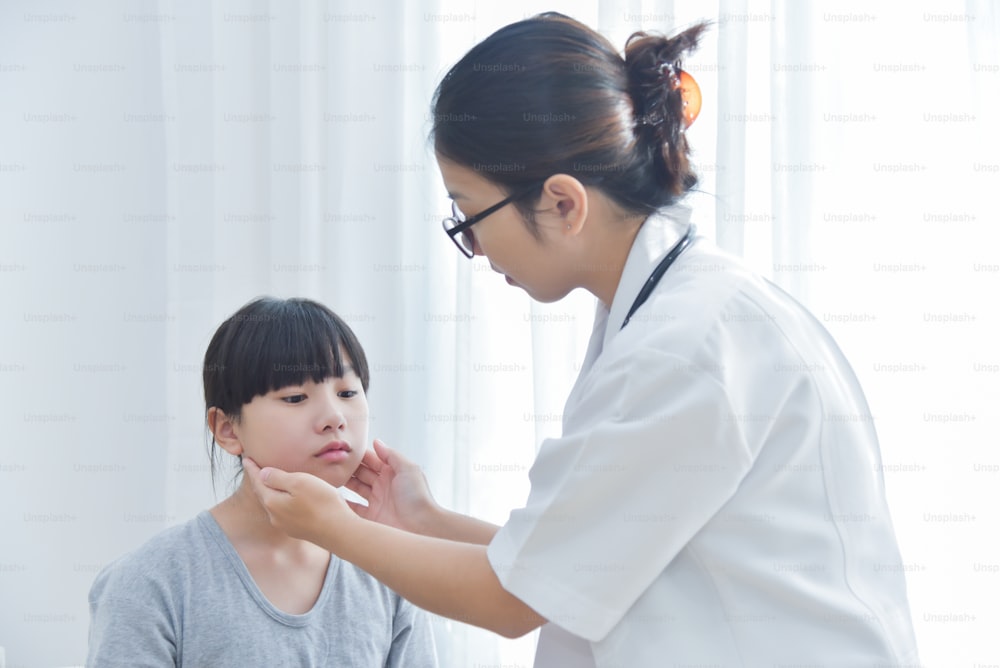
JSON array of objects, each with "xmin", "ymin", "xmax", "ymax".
[
  {"xmin": 316, "ymin": 449, "xmax": 350, "ymax": 463},
  {"xmin": 315, "ymin": 441, "xmax": 351, "ymax": 463}
]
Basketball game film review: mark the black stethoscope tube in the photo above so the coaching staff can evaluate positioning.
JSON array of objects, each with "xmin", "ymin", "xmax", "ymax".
[{"xmin": 620, "ymin": 224, "xmax": 696, "ymax": 330}]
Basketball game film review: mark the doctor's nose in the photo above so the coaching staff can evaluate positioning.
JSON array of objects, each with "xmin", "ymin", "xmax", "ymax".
[{"xmin": 469, "ymin": 233, "xmax": 484, "ymax": 257}]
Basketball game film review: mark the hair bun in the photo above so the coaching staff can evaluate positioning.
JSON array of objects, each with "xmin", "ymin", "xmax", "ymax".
[{"xmin": 625, "ymin": 22, "xmax": 709, "ymax": 195}]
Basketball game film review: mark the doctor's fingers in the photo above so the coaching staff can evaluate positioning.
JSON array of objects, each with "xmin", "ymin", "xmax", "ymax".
[
  {"xmin": 243, "ymin": 458, "xmax": 295, "ymax": 495},
  {"xmin": 351, "ymin": 462, "xmax": 381, "ymax": 488},
  {"xmin": 344, "ymin": 476, "xmax": 374, "ymax": 502},
  {"xmin": 373, "ymin": 439, "xmax": 415, "ymax": 472},
  {"xmin": 359, "ymin": 446, "xmax": 385, "ymax": 474},
  {"xmin": 241, "ymin": 460, "xmax": 285, "ymax": 527}
]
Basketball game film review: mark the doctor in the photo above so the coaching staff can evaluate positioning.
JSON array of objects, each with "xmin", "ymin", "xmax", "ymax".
[{"xmin": 244, "ymin": 13, "xmax": 920, "ymax": 667}]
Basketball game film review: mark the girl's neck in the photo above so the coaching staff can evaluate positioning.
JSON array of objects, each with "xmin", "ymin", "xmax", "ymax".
[
  {"xmin": 211, "ymin": 477, "xmax": 315, "ymax": 552},
  {"xmin": 210, "ymin": 477, "xmax": 332, "ymax": 614}
]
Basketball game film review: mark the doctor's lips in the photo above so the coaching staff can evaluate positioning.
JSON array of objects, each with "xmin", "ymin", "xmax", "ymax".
[
  {"xmin": 315, "ymin": 440, "xmax": 352, "ymax": 462},
  {"xmin": 489, "ymin": 262, "xmax": 519, "ymax": 286}
]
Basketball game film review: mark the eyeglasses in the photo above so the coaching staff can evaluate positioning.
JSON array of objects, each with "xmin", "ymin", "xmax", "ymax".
[{"xmin": 441, "ymin": 183, "xmax": 542, "ymax": 258}]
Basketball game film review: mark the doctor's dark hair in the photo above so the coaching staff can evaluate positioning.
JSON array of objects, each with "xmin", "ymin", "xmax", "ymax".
[
  {"xmin": 431, "ymin": 12, "xmax": 708, "ymax": 223},
  {"xmin": 202, "ymin": 296, "xmax": 370, "ymax": 487}
]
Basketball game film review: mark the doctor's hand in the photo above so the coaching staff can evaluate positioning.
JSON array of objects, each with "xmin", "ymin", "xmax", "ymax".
[
  {"xmin": 345, "ymin": 439, "xmax": 439, "ymax": 535},
  {"xmin": 243, "ymin": 457, "xmax": 353, "ymax": 548}
]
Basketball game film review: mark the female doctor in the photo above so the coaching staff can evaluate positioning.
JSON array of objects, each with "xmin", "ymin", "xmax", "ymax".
[{"xmin": 244, "ymin": 13, "xmax": 920, "ymax": 667}]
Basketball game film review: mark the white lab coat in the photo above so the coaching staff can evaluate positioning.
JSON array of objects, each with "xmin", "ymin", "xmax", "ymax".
[{"xmin": 487, "ymin": 207, "xmax": 920, "ymax": 667}]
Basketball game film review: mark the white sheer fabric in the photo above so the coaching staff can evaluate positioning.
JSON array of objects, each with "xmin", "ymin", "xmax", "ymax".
[{"xmin": 1, "ymin": 0, "xmax": 995, "ymax": 665}]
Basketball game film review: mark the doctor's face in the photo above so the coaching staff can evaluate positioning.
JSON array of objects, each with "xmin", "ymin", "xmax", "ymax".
[{"xmin": 437, "ymin": 157, "xmax": 578, "ymax": 303}]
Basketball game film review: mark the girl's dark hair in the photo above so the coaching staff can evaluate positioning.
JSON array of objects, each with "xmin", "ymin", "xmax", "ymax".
[
  {"xmin": 202, "ymin": 296, "xmax": 370, "ymax": 487},
  {"xmin": 432, "ymin": 12, "xmax": 707, "ymax": 223}
]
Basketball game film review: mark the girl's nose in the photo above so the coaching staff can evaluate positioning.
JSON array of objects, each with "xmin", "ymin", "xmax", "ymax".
[{"xmin": 319, "ymin": 393, "xmax": 347, "ymax": 431}]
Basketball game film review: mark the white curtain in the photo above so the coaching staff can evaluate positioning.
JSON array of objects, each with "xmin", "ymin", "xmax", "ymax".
[{"xmin": 1, "ymin": 0, "xmax": 995, "ymax": 665}]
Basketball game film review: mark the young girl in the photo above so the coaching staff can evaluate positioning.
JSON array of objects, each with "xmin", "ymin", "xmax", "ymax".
[
  {"xmin": 87, "ymin": 297, "xmax": 437, "ymax": 667},
  {"xmin": 245, "ymin": 13, "xmax": 920, "ymax": 668}
]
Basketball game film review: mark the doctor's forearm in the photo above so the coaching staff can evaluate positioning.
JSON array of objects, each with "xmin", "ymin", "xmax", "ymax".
[
  {"xmin": 328, "ymin": 515, "xmax": 543, "ymax": 638},
  {"xmin": 417, "ymin": 506, "xmax": 500, "ymax": 545}
]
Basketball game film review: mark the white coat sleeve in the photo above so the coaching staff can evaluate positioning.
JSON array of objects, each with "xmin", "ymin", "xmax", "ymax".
[{"xmin": 487, "ymin": 346, "xmax": 757, "ymax": 642}]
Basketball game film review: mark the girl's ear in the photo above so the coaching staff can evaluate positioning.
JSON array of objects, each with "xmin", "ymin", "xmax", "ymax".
[{"xmin": 207, "ymin": 407, "xmax": 242, "ymax": 456}]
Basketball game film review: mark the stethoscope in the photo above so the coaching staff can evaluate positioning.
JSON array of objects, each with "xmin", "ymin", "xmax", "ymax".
[{"xmin": 620, "ymin": 224, "xmax": 696, "ymax": 330}]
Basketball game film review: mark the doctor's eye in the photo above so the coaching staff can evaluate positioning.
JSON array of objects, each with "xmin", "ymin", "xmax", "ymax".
[{"xmin": 281, "ymin": 394, "xmax": 307, "ymax": 404}]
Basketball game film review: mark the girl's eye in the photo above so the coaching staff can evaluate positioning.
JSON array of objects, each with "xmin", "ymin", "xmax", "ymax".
[
  {"xmin": 338, "ymin": 390, "xmax": 358, "ymax": 399},
  {"xmin": 282, "ymin": 394, "xmax": 307, "ymax": 404}
]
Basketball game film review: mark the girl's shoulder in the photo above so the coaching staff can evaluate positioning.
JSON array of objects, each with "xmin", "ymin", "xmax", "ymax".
[{"xmin": 90, "ymin": 512, "xmax": 216, "ymax": 598}]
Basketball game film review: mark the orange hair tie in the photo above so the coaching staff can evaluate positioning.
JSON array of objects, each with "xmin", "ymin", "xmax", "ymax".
[
  {"xmin": 661, "ymin": 62, "xmax": 702, "ymax": 128},
  {"xmin": 675, "ymin": 69, "xmax": 702, "ymax": 127}
]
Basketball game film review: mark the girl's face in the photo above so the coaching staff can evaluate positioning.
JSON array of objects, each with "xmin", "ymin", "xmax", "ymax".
[
  {"xmin": 437, "ymin": 157, "xmax": 579, "ymax": 303},
  {"xmin": 230, "ymin": 371, "xmax": 368, "ymax": 487}
]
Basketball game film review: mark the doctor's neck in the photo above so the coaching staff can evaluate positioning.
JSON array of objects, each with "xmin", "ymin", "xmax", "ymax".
[{"xmin": 575, "ymin": 195, "xmax": 647, "ymax": 307}]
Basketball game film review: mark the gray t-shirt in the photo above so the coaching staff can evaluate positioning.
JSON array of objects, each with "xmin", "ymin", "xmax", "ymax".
[{"xmin": 87, "ymin": 511, "xmax": 437, "ymax": 667}]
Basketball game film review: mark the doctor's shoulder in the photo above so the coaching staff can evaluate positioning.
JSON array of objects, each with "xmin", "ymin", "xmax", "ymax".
[
  {"xmin": 603, "ymin": 242, "xmax": 832, "ymax": 407},
  {"xmin": 621, "ymin": 243, "xmax": 776, "ymax": 346}
]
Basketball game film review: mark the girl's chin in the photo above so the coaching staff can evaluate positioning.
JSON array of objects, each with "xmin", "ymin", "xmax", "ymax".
[
  {"xmin": 245, "ymin": 460, "xmax": 354, "ymax": 489},
  {"xmin": 323, "ymin": 475, "xmax": 352, "ymax": 489},
  {"xmin": 313, "ymin": 468, "xmax": 354, "ymax": 489}
]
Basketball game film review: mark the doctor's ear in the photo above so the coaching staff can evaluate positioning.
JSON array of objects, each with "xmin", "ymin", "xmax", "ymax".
[
  {"xmin": 207, "ymin": 407, "xmax": 243, "ymax": 456},
  {"xmin": 538, "ymin": 174, "xmax": 589, "ymax": 232}
]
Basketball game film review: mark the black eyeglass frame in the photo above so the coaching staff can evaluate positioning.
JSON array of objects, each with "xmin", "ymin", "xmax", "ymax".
[{"xmin": 441, "ymin": 182, "xmax": 544, "ymax": 258}]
